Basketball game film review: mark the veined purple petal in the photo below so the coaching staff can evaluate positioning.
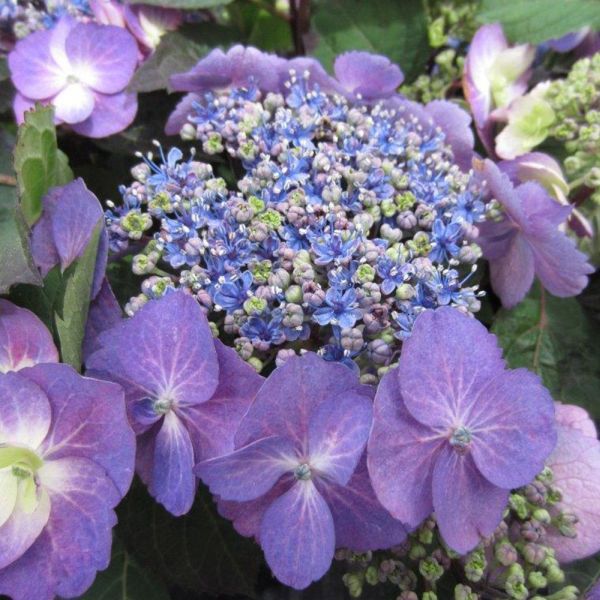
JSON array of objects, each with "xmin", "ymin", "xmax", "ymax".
[
  {"xmin": 0, "ymin": 488, "xmax": 50, "ymax": 570},
  {"xmin": 368, "ymin": 369, "xmax": 443, "ymax": 528},
  {"xmin": 398, "ymin": 307, "xmax": 505, "ymax": 429},
  {"xmin": 235, "ymin": 352, "xmax": 373, "ymax": 450},
  {"xmin": 24, "ymin": 363, "xmax": 135, "ymax": 498},
  {"xmin": 0, "ymin": 371, "xmax": 51, "ymax": 450},
  {"xmin": 165, "ymin": 92, "xmax": 200, "ymax": 135},
  {"xmin": 260, "ymin": 480, "xmax": 335, "ymax": 590},
  {"xmin": 8, "ymin": 29, "xmax": 66, "ymax": 100},
  {"xmin": 151, "ymin": 411, "xmax": 196, "ymax": 516},
  {"xmin": 0, "ymin": 300, "xmax": 58, "ymax": 372},
  {"xmin": 555, "ymin": 403, "xmax": 597, "ymax": 439},
  {"xmin": 53, "ymin": 82, "xmax": 95, "ymax": 124},
  {"xmin": 83, "ymin": 278, "xmax": 122, "ymax": 361},
  {"xmin": 65, "ymin": 23, "xmax": 137, "ymax": 95},
  {"xmin": 469, "ymin": 369, "xmax": 556, "ymax": 489},
  {"xmin": 181, "ymin": 340, "xmax": 263, "ymax": 461},
  {"xmin": 432, "ymin": 445, "xmax": 509, "ymax": 554},
  {"xmin": 308, "ymin": 393, "xmax": 372, "ymax": 486},
  {"xmin": 71, "ymin": 91, "xmax": 138, "ymax": 138},
  {"xmin": 334, "ymin": 52, "xmax": 403, "ymax": 101},
  {"xmin": 195, "ymin": 435, "xmax": 296, "ymax": 502},
  {"xmin": 319, "ymin": 456, "xmax": 408, "ymax": 551}
]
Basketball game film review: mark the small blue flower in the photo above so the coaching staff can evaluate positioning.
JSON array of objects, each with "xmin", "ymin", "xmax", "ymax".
[
  {"xmin": 241, "ymin": 312, "xmax": 286, "ymax": 346},
  {"xmin": 429, "ymin": 219, "xmax": 462, "ymax": 263},
  {"xmin": 313, "ymin": 288, "xmax": 362, "ymax": 329},
  {"xmin": 376, "ymin": 256, "xmax": 415, "ymax": 295},
  {"xmin": 213, "ymin": 271, "xmax": 253, "ymax": 311}
]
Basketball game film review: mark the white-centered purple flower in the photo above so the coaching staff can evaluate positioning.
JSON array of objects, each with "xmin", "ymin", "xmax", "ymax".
[
  {"xmin": 30, "ymin": 178, "xmax": 108, "ymax": 299},
  {"xmin": 8, "ymin": 15, "xmax": 138, "ymax": 137},
  {"xmin": 87, "ymin": 290, "xmax": 263, "ymax": 516},
  {"xmin": 0, "ymin": 302, "xmax": 135, "ymax": 600},
  {"xmin": 367, "ymin": 307, "xmax": 557, "ymax": 555},
  {"xmin": 196, "ymin": 353, "xmax": 406, "ymax": 590},
  {"xmin": 463, "ymin": 24, "xmax": 535, "ymax": 152},
  {"xmin": 545, "ymin": 403, "xmax": 600, "ymax": 563},
  {"xmin": 475, "ymin": 159, "xmax": 593, "ymax": 307}
]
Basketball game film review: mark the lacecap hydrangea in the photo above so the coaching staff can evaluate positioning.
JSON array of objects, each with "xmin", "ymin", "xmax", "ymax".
[{"xmin": 106, "ymin": 47, "xmax": 489, "ymax": 377}]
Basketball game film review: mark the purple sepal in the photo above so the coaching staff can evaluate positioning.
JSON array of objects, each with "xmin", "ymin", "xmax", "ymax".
[{"xmin": 165, "ymin": 92, "xmax": 200, "ymax": 135}]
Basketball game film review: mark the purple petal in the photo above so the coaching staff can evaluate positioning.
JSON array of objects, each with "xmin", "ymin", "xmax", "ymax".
[
  {"xmin": 83, "ymin": 278, "xmax": 122, "ymax": 362},
  {"xmin": 65, "ymin": 23, "xmax": 137, "ymax": 94},
  {"xmin": 8, "ymin": 29, "xmax": 66, "ymax": 100},
  {"xmin": 170, "ymin": 48, "xmax": 233, "ymax": 92},
  {"xmin": 52, "ymin": 82, "xmax": 95, "ymax": 124},
  {"xmin": 282, "ymin": 57, "xmax": 340, "ymax": 93},
  {"xmin": 230, "ymin": 46, "xmax": 286, "ymax": 92},
  {"xmin": 519, "ymin": 181, "xmax": 571, "ymax": 227},
  {"xmin": 23, "ymin": 362, "xmax": 135, "ymax": 498},
  {"xmin": 0, "ymin": 371, "xmax": 51, "ymax": 449},
  {"xmin": 319, "ymin": 456, "xmax": 407, "ymax": 551},
  {"xmin": 334, "ymin": 52, "xmax": 403, "ymax": 101},
  {"xmin": 307, "ymin": 392, "xmax": 372, "ymax": 485},
  {"xmin": 0, "ymin": 488, "xmax": 51, "ymax": 570},
  {"xmin": 195, "ymin": 435, "xmax": 296, "ymax": 502},
  {"xmin": 181, "ymin": 340, "xmax": 263, "ymax": 461},
  {"xmin": 235, "ymin": 352, "xmax": 372, "ymax": 450},
  {"xmin": 398, "ymin": 307, "xmax": 505, "ymax": 429},
  {"xmin": 260, "ymin": 480, "xmax": 335, "ymax": 589},
  {"xmin": 426, "ymin": 100, "xmax": 474, "ymax": 172},
  {"xmin": 151, "ymin": 412, "xmax": 196, "ymax": 516},
  {"xmin": 0, "ymin": 300, "xmax": 58, "ymax": 372},
  {"xmin": 545, "ymin": 426, "xmax": 600, "ymax": 562},
  {"xmin": 71, "ymin": 91, "xmax": 138, "ymax": 138},
  {"xmin": 469, "ymin": 369, "xmax": 556, "ymax": 489},
  {"xmin": 432, "ymin": 445, "xmax": 509, "ymax": 554},
  {"xmin": 367, "ymin": 369, "xmax": 443, "ymax": 527},
  {"xmin": 88, "ymin": 291, "xmax": 219, "ymax": 409},
  {"xmin": 555, "ymin": 403, "xmax": 597, "ymax": 439},
  {"xmin": 36, "ymin": 456, "xmax": 120, "ymax": 597},
  {"xmin": 165, "ymin": 92, "xmax": 200, "ymax": 135}
]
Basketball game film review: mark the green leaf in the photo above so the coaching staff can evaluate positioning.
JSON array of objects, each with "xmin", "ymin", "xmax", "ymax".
[
  {"xmin": 0, "ymin": 185, "xmax": 42, "ymax": 294},
  {"xmin": 117, "ymin": 480, "xmax": 262, "ymax": 598},
  {"xmin": 129, "ymin": 24, "xmax": 236, "ymax": 93},
  {"xmin": 228, "ymin": 1, "xmax": 293, "ymax": 52},
  {"xmin": 491, "ymin": 283, "xmax": 600, "ymax": 418},
  {"xmin": 478, "ymin": 0, "xmax": 600, "ymax": 44},
  {"xmin": 554, "ymin": 552, "xmax": 600, "ymax": 595},
  {"xmin": 53, "ymin": 221, "xmax": 103, "ymax": 371},
  {"xmin": 79, "ymin": 538, "xmax": 170, "ymax": 600},
  {"xmin": 310, "ymin": 0, "xmax": 430, "ymax": 82},
  {"xmin": 126, "ymin": 0, "xmax": 233, "ymax": 8},
  {"xmin": 13, "ymin": 104, "xmax": 73, "ymax": 226}
]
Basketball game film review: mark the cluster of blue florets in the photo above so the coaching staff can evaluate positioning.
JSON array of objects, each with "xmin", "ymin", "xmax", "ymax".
[{"xmin": 106, "ymin": 72, "xmax": 489, "ymax": 377}]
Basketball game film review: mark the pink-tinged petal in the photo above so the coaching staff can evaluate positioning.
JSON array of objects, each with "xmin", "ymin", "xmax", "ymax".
[
  {"xmin": 71, "ymin": 91, "xmax": 138, "ymax": 138},
  {"xmin": 0, "ymin": 300, "xmax": 58, "ymax": 372},
  {"xmin": 0, "ymin": 371, "xmax": 51, "ymax": 449},
  {"xmin": 52, "ymin": 82, "xmax": 95, "ymax": 124},
  {"xmin": 88, "ymin": 291, "xmax": 219, "ymax": 409},
  {"xmin": 181, "ymin": 340, "xmax": 263, "ymax": 461},
  {"xmin": 165, "ymin": 92, "xmax": 200, "ymax": 135},
  {"xmin": 469, "ymin": 369, "xmax": 556, "ymax": 489},
  {"xmin": 8, "ymin": 29, "xmax": 66, "ymax": 100},
  {"xmin": 319, "ymin": 456, "xmax": 408, "ymax": 551},
  {"xmin": 217, "ymin": 478, "xmax": 290, "ymax": 540},
  {"xmin": 151, "ymin": 411, "xmax": 196, "ymax": 516},
  {"xmin": 235, "ymin": 352, "xmax": 372, "ymax": 449},
  {"xmin": 170, "ymin": 48, "xmax": 233, "ymax": 92},
  {"xmin": 0, "ymin": 472, "xmax": 18, "ymax": 529},
  {"xmin": 334, "ymin": 52, "xmax": 403, "ymax": 101},
  {"xmin": 65, "ymin": 23, "xmax": 137, "ymax": 94},
  {"xmin": 432, "ymin": 445, "xmax": 509, "ymax": 554},
  {"xmin": 426, "ymin": 100, "xmax": 474, "ymax": 172},
  {"xmin": 488, "ymin": 232, "xmax": 535, "ymax": 308},
  {"xmin": 555, "ymin": 403, "xmax": 597, "ymax": 439},
  {"xmin": 546, "ymin": 426, "xmax": 600, "ymax": 562},
  {"xmin": 398, "ymin": 307, "xmax": 505, "ymax": 428},
  {"xmin": 0, "ymin": 488, "xmax": 50, "ymax": 570},
  {"xmin": 37, "ymin": 456, "xmax": 120, "ymax": 597},
  {"xmin": 24, "ymin": 363, "xmax": 135, "ymax": 498},
  {"xmin": 83, "ymin": 278, "xmax": 122, "ymax": 362},
  {"xmin": 89, "ymin": 0, "xmax": 126, "ymax": 27},
  {"xmin": 13, "ymin": 93, "xmax": 40, "ymax": 125},
  {"xmin": 123, "ymin": 5, "xmax": 182, "ymax": 50},
  {"xmin": 260, "ymin": 480, "xmax": 335, "ymax": 590},
  {"xmin": 367, "ymin": 369, "xmax": 443, "ymax": 527},
  {"xmin": 195, "ymin": 436, "xmax": 296, "ymax": 502},
  {"xmin": 308, "ymin": 392, "xmax": 372, "ymax": 485}
]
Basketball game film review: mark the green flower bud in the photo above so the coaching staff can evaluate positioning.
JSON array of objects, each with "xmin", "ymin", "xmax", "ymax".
[
  {"xmin": 381, "ymin": 198, "xmax": 397, "ymax": 218},
  {"xmin": 509, "ymin": 493, "xmax": 529, "ymax": 519},
  {"xmin": 409, "ymin": 544, "xmax": 427, "ymax": 560},
  {"xmin": 258, "ymin": 208, "xmax": 282, "ymax": 229},
  {"xmin": 544, "ymin": 586, "xmax": 579, "ymax": 600},
  {"xmin": 532, "ymin": 508, "xmax": 551, "ymax": 524},
  {"xmin": 243, "ymin": 297, "xmax": 267, "ymax": 315},
  {"xmin": 396, "ymin": 283, "xmax": 416, "ymax": 301},
  {"xmin": 494, "ymin": 539, "xmax": 518, "ymax": 566},
  {"xmin": 285, "ymin": 285, "xmax": 303, "ymax": 303},
  {"xmin": 202, "ymin": 132, "xmax": 224, "ymax": 155},
  {"xmin": 149, "ymin": 191, "xmax": 173, "ymax": 213},
  {"xmin": 122, "ymin": 211, "xmax": 152, "ymax": 239},
  {"xmin": 528, "ymin": 571, "xmax": 547, "ymax": 589},
  {"xmin": 464, "ymin": 549, "xmax": 486, "ymax": 583},
  {"xmin": 250, "ymin": 260, "xmax": 272, "ymax": 284},
  {"xmin": 395, "ymin": 191, "xmax": 416, "ymax": 211},
  {"xmin": 247, "ymin": 357, "xmax": 263, "ymax": 373},
  {"xmin": 454, "ymin": 584, "xmax": 478, "ymax": 600},
  {"xmin": 428, "ymin": 16, "xmax": 446, "ymax": 48},
  {"xmin": 418, "ymin": 557, "xmax": 444, "ymax": 583},
  {"xmin": 342, "ymin": 572, "xmax": 363, "ymax": 598},
  {"xmin": 422, "ymin": 592, "xmax": 437, "ymax": 600},
  {"xmin": 248, "ymin": 195, "xmax": 265, "ymax": 213},
  {"xmin": 364, "ymin": 565, "xmax": 379, "ymax": 586},
  {"xmin": 356, "ymin": 264, "xmax": 376, "ymax": 283}
]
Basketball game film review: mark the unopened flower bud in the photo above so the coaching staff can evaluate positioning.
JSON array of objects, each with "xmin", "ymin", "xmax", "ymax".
[{"xmin": 494, "ymin": 539, "xmax": 518, "ymax": 566}]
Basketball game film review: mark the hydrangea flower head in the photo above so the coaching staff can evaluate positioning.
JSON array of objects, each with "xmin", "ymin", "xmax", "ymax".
[
  {"xmin": 87, "ymin": 290, "xmax": 263, "ymax": 516},
  {"xmin": 196, "ymin": 353, "xmax": 406, "ymax": 589},
  {"xmin": 8, "ymin": 15, "xmax": 138, "ymax": 137},
  {"xmin": 368, "ymin": 306, "xmax": 557, "ymax": 554},
  {"xmin": 0, "ymin": 303, "xmax": 135, "ymax": 600},
  {"xmin": 476, "ymin": 159, "xmax": 593, "ymax": 307}
]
